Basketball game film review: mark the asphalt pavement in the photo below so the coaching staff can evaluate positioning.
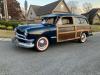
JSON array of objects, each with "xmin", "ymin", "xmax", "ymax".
[{"xmin": 0, "ymin": 33, "xmax": 100, "ymax": 75}]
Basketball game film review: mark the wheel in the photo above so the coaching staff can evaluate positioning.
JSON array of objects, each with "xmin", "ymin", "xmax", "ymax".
[
  {"xmin": 79, "ymin": 33, "xmax": 87, "ymax": 43},
  {"xmin": 36, "ymin": 37, "xmax": 49, "ymax": 52}
]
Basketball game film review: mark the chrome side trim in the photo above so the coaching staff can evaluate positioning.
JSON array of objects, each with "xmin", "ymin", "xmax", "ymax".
[{"xmin": 50, "ymin": 36, "xmax": 57, "ymax": 39}]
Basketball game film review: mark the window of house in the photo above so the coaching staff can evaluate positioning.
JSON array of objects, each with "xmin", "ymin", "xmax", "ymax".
[
  {"xmin": 62, "ymin": 17, "xmax": 73, "ymax": 25},
  {"xmin": 61, "ymin": 4, "xmax": 64, "ymax": 8},
  {"xmin": 30, "ymin": 12, "xmax": 32, "ymax": 15},
  {"xmin": 98, "ymin": 12, "xmax": 100, "ymax": 16}
]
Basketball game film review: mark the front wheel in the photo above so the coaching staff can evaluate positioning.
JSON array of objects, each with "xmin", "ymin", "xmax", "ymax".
[
  {"xmin": 36, "ymin": 37, "xmax": 49, "ymax": 52},
  {"xmin": 79, "ymin": 33, "xmax": 87, "ymax": 43}
]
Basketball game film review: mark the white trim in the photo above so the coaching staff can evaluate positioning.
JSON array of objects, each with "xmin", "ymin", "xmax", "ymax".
[{"xmin": 37, "ymin": 37, "xmax": 49, "ymax": 51}]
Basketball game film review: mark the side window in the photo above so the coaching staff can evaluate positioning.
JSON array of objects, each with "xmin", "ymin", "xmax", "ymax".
[
  {"xmin": 75, "ymin": 18, "xmax": 81, "ymax": 24},
  {"xmin": 80, "ymin": 18, "xmax": 88, "ymax": 24},
  {"xmin": 62, "ymin": 17, "xmax": 73, "ymax": 25},
  {"xmin": 75, "ymin": 17, "xmax": 88, "ymax": 25}
]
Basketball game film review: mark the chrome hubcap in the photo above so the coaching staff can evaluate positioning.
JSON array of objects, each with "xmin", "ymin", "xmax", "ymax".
[
  {"xmin": 37, "ymin": 37, "xmax": 48, "ymax": 51},
  {"xmin": 81, "ymin": 33, "xmax": 86, "ymax": 42},
  {"xmin": 38, "ymin": 39, "xmax": 47, "ymax": 47}
]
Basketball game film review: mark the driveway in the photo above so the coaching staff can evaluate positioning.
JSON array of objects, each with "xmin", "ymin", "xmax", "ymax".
[{"xmin": 0, "ymin": 33, "xmax": 100, "ymax": 75}]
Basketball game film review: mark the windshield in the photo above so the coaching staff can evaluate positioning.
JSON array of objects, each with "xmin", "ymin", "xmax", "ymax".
[{"xmin": 41, "ymin": 17, "xmax": 59, "ymax": 25}]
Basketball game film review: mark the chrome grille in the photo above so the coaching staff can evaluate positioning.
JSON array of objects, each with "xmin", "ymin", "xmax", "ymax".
[
  {"xmin": 16, "ymin": 29, "xmax": 24, "ymax": 35},
  {"xmin": 16, "ymin": 29, "xmax": 26, "ymax": 39},
  {"xmin": 15, "ymin": 29, "xmax": 35, "ymax": 43}
]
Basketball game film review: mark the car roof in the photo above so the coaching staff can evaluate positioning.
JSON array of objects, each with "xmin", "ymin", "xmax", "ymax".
[{"xmin": 42, "ymin": 13, "xmax": 86, "ymax": 18}]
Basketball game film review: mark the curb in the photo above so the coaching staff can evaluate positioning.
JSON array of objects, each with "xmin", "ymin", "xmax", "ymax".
[
  {"xmin": 0, "ymin": 32, "xmax": 100, "ymax": 42},
  {"xmin": 0, "ymin": 38, "xmax": 11, "ymax": 41}
]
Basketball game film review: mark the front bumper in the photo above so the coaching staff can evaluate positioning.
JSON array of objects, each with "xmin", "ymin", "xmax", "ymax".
[{"xmin": 12, "ymin": 37, "xmax": 35, "ymax": 48}]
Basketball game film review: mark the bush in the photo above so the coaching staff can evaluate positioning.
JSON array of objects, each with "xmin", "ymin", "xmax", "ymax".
[
  {"xmin": 0, "ymin": 25, "xmax": 6, "ymax": 29},
  {"xmin": 93, "ymin": 23, "xmax": 100, "ymax": 25},
  {"xmin": 7, "ymin": 26, "xmax": 13, "ymax": 30},
  {"xmin": 0, "ymin": 20, "xmax": 24, "ymax": 30}
]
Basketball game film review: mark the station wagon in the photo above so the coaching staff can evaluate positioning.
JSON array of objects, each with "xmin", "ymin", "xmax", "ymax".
[{"xmin": 12, "ymin": 13, "xmax": 92, "ymax": 51}]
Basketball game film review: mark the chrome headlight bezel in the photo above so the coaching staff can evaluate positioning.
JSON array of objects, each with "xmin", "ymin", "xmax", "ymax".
[{"xmin": 24, "ymin": 30, "xmax": 28, "ymax": 36}]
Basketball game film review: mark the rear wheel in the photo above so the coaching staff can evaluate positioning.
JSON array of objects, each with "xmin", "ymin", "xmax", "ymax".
[
  {"xmin": 79, "ymin": 33, "xmax": 87, "ymax": 43},
  {"xmin": 36, "ymin": 37, "xmax": 49, "ymax": 52}
]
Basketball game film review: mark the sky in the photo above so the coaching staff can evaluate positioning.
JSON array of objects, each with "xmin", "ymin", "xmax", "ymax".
[
  {"xmin": 17, "ymin": 0, "xmax": 100, "ymax": 13},
  {"xmin": 17, "ymin": 0, "xmax": 100, "ymax": 8}
]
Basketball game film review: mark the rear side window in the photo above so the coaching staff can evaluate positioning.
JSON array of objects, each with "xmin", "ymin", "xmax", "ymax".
[
  {"xmin": 75, "ymin": 17, "xmax": 88, "ymax": 25},
  {"xmin": 62, "ymin": 17, "xmax": 73, "ymax": 25},
  {"xmin": 80, "ymin": 18, "xmax": 88, "ymax": 24}
]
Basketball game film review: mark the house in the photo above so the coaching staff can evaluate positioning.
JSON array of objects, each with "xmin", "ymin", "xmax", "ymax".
[
  {"xmin": 83, "ymin": 8, "xmax": 100, "ymax": 25},
  {"xmin": 27, "ymin": 0, "xmax": 71, "ymax": 21}
]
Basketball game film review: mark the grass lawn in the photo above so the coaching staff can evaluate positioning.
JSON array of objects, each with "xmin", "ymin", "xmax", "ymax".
[
  {"xmin": 0, "ymin": 25, "xmax": 100, "ymax": 38},
  {"xmin": 91, "ymin": 25, "xmax": 100, "ymax": 32},
  {"xmin": 0, "ymin": 30, "xmax": 14, "ymax": 38}
]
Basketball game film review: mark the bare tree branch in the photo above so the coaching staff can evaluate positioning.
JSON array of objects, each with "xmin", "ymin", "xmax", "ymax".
[{"xmin": 83, "ymin": 2, "xmax": 92, "ymax": 13}]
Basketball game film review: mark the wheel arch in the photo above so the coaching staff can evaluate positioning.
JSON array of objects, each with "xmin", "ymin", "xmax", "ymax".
[
  {"xmin": 82, "ymin": 31, "xmax": 89, "ymax": 37},
  {"xmin": 40, "ymin": 34, "xmax": 51, "ymax": 43}
]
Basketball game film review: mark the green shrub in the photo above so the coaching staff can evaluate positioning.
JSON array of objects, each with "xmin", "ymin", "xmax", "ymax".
[
  {"xmin": 7, "ymin": 26, "xmax": 13, "ymax": 30},
  {"xmin": 0, "ymin": 25, "xmax": 6, "ymax": 29},
  {"xmin": 0, "ymin": 20, "xmax": 25, "ymax": 30}
]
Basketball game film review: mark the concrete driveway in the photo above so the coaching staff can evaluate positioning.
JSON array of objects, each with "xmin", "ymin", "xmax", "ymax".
[{"xmin": 0, "ymin": 33, "xmax": 100, "ymax": 75}]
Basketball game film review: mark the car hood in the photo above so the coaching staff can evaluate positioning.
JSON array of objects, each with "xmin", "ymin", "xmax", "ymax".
[{"xmin": 16, "ymin": 24, "xmax": 56, "ymax": 32}]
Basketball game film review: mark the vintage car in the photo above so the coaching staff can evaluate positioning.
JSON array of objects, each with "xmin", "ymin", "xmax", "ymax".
[{"xmin": 12, "ymin": 13, "xmax": 92, "ymax": 51}]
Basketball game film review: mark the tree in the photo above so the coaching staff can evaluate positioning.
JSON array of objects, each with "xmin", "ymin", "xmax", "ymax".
[
  {"xmin": 0, "ymin": 0, "xmax": 4, "ymax": 16},
  {"xmin": 0, "ymin": 0, "xmax": 24, "ymax": 20},
  {"xmin": 67, "ymin": 1, "xmax": 79, "ymax": 14},
  {"xmin": 7, "ymin": 0, "xmax": 25, "ymax": 20},
  {"xmin": 83, "ymin": 2, "xmax": 92, "ymax": 13}
]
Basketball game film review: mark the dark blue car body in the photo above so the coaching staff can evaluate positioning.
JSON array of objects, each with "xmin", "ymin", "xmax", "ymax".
[{"xmin": 15, "ymin": 23, "xmax": 57, "ymax": 45}]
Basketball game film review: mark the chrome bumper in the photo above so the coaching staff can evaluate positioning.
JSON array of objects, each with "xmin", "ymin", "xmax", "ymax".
[
  {"xmin": 12, "ymin": 37, "xmax": 35, "ymax": 48},
  {"xmin": 87, "ymin": 32, "xmax": 93, "ymax": 37}
]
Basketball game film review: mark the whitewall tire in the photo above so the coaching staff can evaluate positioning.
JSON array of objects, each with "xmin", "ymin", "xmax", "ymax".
[
  {"xmin": 36, "ymin": 37, "xmax": 49, "ymax": 52},
  {"xmin": 79, "ymin": 33, "xmax": 87, "ymax": 43}
]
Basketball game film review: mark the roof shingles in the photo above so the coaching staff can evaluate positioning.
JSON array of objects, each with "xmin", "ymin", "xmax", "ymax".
[
  {"xmin": 37, "ymin": 0, "xmax": 60, "ymax": 16},
  {"xmin": 30, "ymin": 0, "xmax": 70, "ymax": 16},
  {"xmin": 82, "ymin": 8, "xmax": 100, "ymax": 24}
]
